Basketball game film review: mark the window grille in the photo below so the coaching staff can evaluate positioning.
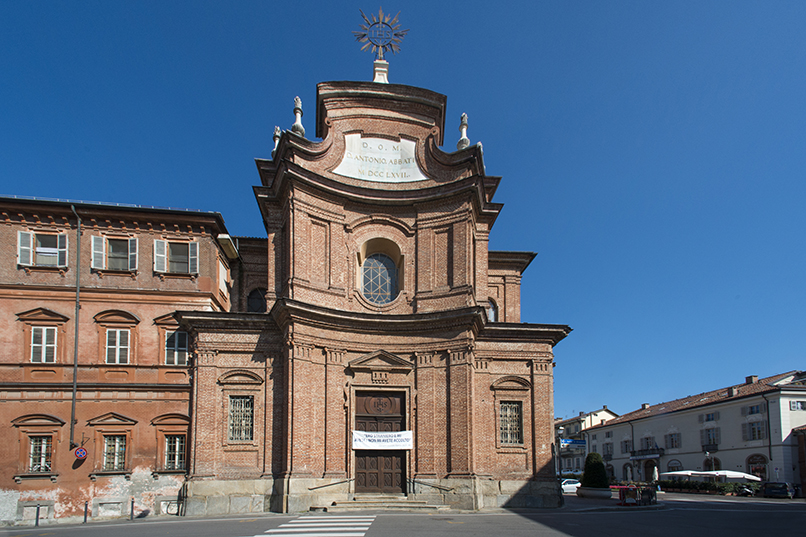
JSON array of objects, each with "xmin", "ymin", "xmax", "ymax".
[
  {"xmin": 29, "ymin": 436, "xmax": 52, "ymax": 473},
  {"xmin": 499, "ymin": 401, "xmax": 523, "ymax": 444},
  {"xmin": 165, "ymin": 331, "xmax": 188, "ymax": 365},
  {"xmin": 362, "ymin": 253, "xmax": 397, "ymax": 305},
  {"xmin": 164, "ymin": 435, "xmax": 186, "ymax": 470},
  {"xmin": 103, "ymin": 435, "xmax": 126, "ymax": 471},
  {"xmin": 229, "ymin": 396, "xmax": 254, "ymax": 442}
]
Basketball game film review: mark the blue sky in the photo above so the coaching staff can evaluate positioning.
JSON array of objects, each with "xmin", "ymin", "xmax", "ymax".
[{"xmin": 2, "ymin": 1, "xmax": 804, "ymax": 419}]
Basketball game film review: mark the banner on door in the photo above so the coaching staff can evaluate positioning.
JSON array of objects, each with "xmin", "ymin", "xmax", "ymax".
[{"xmin": 352, "ymin": 430, "xmax": 413, "ymax": 450}]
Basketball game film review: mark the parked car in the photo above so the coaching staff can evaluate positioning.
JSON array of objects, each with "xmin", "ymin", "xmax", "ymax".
[
  {"xmin": 561, "ymin": 479, "xmax": 581, "ymax": 493},
  {"xmin": 761, "ymin": 482, "xmax": 795, "ymax": 499}
]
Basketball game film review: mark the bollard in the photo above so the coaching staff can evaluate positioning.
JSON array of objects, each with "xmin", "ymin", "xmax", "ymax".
[
  {"xmin": 35, "ymin": 503, "xmax": 40, "ymax": 527},
  {"xmin": 130, "ymin": 498, "xmax": 134, "ymax": 520},
  {"xmin": 83, "ymin": 500, "xmax": 88, "ymax": 523}
]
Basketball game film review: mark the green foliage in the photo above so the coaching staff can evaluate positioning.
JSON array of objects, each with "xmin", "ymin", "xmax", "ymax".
[{"xmin": 581, "ymin": 452, "xmax": 610, "ymax": 489}]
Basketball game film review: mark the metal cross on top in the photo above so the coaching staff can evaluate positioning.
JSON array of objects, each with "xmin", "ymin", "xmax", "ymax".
[{"xmin": 353, "ymin": 8, "xmax": 409, "ymax": 60}]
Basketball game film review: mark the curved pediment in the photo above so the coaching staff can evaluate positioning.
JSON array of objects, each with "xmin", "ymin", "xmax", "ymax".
[
  {"xmin": 87, "ymin": 412, "xmax": 138, "ymax": 426},
  {"xmin": 151, "ymin": 413, "xmax": 190, "ymax": 426},
  {"xmin": 12, "ymin": 414, "xmax": 66, "ymax": 427},
  {"xmin": 16, "ymin": 308, "xmax": 70, "ymax": 323},
  {"xmin": 217, "ymin": 369, "xmax": 264, "ymax": 386},
  {"xmin": 349, "ymin": 350, "xmax": 413, "ymax": 372},
  {"xmin": 94, "ymin": 310, "xmax": 140, "ymax": 325},
  {"xmin": 491, "ymin": 376, "xmax": 531, "ymax": 391},
  {"xmin": 345, "ymin": 214, "xmax": 415, "ymax": 236}
]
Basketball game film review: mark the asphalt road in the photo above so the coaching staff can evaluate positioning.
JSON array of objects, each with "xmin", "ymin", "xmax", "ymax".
[{"xmin": 3, "ymin": 494, "xmax": 804, "ymax": 537}]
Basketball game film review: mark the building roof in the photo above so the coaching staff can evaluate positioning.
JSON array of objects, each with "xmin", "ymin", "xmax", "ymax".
[
  {"xmin": 586, "ymin": 371, "xmax": 805, "ymax": 430},
  {"xmin": 555, "ymin": 406, "xmax": 618, "ymax": 427}
]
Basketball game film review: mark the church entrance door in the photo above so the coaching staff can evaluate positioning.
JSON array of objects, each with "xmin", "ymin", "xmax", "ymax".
[{"xmin": 354, "ymin": 391, "xmax": 405, "ymax": 494}]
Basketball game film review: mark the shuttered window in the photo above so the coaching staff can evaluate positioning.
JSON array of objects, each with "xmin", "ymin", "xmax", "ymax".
[
  {"xmin": 91, "ymin": 236, "xmax": 138, "ymax": 271},
  {"xmin": 154, "ymin": 240, "xmax": 198, "ymax": 274},
  {"xmin": 700, "ymin": 427, "xmax": 721, "ymax": 445},
  {"xmin": 18, "ymin": 231, "xmax": 68, "ymax": 267}
]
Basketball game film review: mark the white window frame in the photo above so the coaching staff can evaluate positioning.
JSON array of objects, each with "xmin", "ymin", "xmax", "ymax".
[
  {"xmin": 31, "ymin": 326, "xmax": 57, "ymax": 363},
  {"xmin": 165, "ymin": 331, "xmax": 188, "ymax": 366},
  {"xmin": 105, "ymin": 329, "xmax": 130, "ymax": 364},
  {"xmin": 103, "ymin": 435, "xmax": 127, "ymax": 471},
  {"xmin": 91, "ymin": 236, "xmax": 137, "ymax": 271},
  {"xmin": 17, "ymin": 231, "xmax": 68, "ymax": 267},
  {"xmin": 154, "ymin": 240, "xmax": 198, "ymax": 274}
]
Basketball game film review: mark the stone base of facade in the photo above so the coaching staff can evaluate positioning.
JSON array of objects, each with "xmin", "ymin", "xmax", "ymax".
[{"xmin": 184, "ymin": 476, "xmax": 562, "ymax": 515}]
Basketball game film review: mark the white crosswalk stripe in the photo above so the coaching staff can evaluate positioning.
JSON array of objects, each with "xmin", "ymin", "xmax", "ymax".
[{"xmin": 261, "ymin": 515, "xmax": 376, "ymax": 537}]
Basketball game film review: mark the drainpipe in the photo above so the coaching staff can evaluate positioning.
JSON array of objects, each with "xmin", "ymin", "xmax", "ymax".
[
  {"xmin": 69, "ymin": 206, "xmax": 81, "ymax": 449},
  {"xmin": 761, "ymin": 393, "xmax": 773, "ymax": 464}
]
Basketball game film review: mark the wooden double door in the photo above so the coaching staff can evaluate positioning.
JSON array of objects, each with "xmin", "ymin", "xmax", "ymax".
[{"xmin": 354, "ymin": 391, "xmax": 405, "ymax": 494}]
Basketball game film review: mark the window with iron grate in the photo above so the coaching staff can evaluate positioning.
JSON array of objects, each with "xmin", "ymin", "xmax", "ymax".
[
  {"xmin": 499, "ymin": 401, "xmax": 523, "ymax": 445},
  {"xmin": 229, "ymin": 395, "xmax": 254, "ymax": 442}
]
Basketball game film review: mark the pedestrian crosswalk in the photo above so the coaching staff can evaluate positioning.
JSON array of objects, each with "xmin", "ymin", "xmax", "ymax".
[{"xmin": 262, "ymin": 515, "xmax": 376, "ymax": 537}]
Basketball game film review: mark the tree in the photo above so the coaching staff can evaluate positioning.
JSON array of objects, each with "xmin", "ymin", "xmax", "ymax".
[{"xmin": 581, "ymin": 452, "xmax": 609, "ymax": 488}]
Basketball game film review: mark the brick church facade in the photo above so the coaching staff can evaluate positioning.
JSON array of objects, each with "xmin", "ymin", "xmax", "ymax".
[{"xmin": 0, "ymin": 69, "xmax": 570, "ymax": 522}]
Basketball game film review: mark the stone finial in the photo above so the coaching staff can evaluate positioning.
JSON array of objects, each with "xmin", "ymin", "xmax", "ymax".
[
  {"xmin": 271, "ymin": 126, "xmax": 281, "ymax": 159},
  {"xmin": 291, "ymin": 96, "xmax": 305, "ymax": 137},
  {"xmin": 457, "ymin": 113, "xmax": 470, "ymax": 150},
  {"xmin": 373, "ymin": 60, "xmax": 389, "ymax": 83}
]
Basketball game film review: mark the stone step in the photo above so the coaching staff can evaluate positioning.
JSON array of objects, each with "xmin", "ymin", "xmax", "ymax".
[{"xmin": 314, "ymin": 498, "xmax": 451, "ymax": 512}]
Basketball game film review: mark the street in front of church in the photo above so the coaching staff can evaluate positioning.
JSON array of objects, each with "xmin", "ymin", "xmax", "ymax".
[{"xmin": 4, "ymin": 494, "xmax": 804, "ymax": 537}]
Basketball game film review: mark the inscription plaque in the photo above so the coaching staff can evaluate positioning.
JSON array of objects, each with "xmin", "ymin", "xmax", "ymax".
[{"xmin": 333, "ymin": 134, "xmax": 427, "ymax": 183}]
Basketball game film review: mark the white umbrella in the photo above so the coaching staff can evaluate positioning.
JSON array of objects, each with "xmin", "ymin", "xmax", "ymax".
[
  {"xmin": 660, "ymin": 470, "xmax": 761, "ymax": 481},
  {"xmin": 694, "ymin": 470, "xmax": 761, "ymax": 481},
  {"xmin": 660, "ymin": 470, "xmax": 698, "ymax": 477}
]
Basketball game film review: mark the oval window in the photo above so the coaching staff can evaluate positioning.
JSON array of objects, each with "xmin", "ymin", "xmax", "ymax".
[{"xmin": 362, "ymin": 253, "xmax": 398, "ymax": 305}]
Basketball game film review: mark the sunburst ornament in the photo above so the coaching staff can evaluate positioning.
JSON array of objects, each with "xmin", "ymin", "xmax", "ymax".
[{"xmin": 353, "ymin": 8, "xmax": 409, "ymax": 61}]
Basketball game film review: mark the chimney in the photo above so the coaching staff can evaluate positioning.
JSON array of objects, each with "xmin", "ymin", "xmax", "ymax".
[
  {"xmin": 641, "ymin": 403, "xmax": 650, "ymax": 410},
  {"xmin": 603, "ymin": 405, "xmax": 607, "ymax": 410},
  {"xmin": 746, "ymin": 375, "xmax": 758, "ymax": 385},
  {"xmin": 728, "ymin": 387, "xmax": 738, "ymax": 397},
  {"xmin": 579, "ymin": 411, "xmax": 584, "ymax": 417}
]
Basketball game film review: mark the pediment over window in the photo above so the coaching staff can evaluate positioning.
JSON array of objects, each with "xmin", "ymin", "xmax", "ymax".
[
  {"xmin": 349, "ymin": 350, "xmax": 413, "ymax": 372},
  {"xmin": 16, "ymin": 308, "xmax": 69, "ymax": 324},
  {"xmin": 87, "ymin": 412, "xmax": 138, "ymax": 426},
  {"xmin": 94, "ymin": 310, "xmax": 140, "ymax": 325},
  {"xmin": 217, "ymin": 370, "xmax": 263, "ymax": 386},
  {"xmin": 12, "ymin": 414, "xmax": 66, "ymax": 427},
  {"xmin": 151, "ymin": 413, "xmax": 190, "ymax": 426},
  {"xmin": 491, "ymin": 376, "xmax": 531, "ymax": 391},
  {"xmin": 153, "ymin": 313, "xmax": 179, "ymax": 327}
]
